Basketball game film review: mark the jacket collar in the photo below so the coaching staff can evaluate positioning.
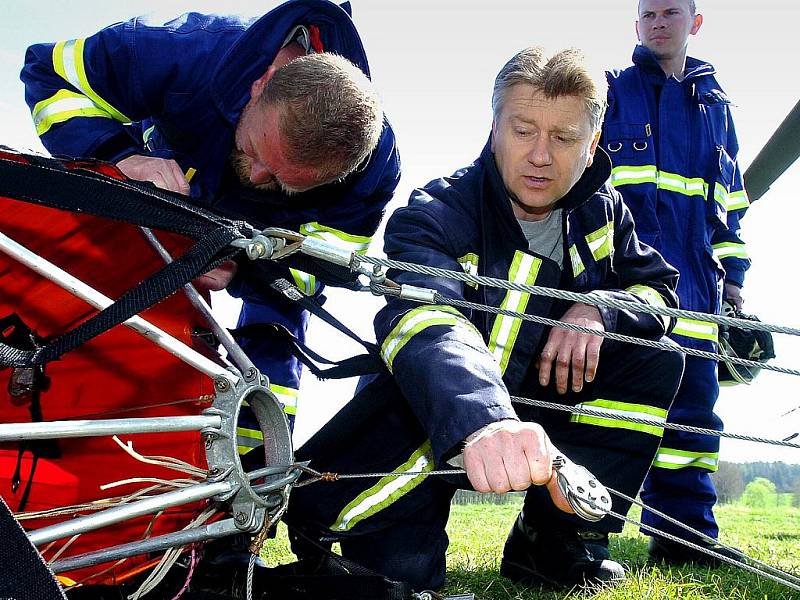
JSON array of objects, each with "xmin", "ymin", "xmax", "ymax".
[
  {"xmin": 632, "ymin": 44, "xmax": 715, "ymax": 82},
  {"xmin": 210, "ymin": 0, "xmax": 370, "ymax": 125},
  {"xmin": 479, "ymin": 136, "xmax": 612, "ymax": 220}
]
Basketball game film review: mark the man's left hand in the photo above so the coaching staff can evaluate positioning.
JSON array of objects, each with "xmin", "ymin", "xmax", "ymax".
[
  {"xmin": 537, "ymin": 302, "xmax": 604, "ymax": 394},
  {"xmin": 192, "ymin": 260, "xmax": 238, "ymax": 292},
  {"xmin": 724, "ymin": 282, "xmax": 744, "ymax": 312}
]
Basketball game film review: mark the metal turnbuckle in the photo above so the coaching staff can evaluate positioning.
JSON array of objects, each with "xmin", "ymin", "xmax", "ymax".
[{"xmin": 552, "ymin": 455, "xmax": 611, "ymax": 522}]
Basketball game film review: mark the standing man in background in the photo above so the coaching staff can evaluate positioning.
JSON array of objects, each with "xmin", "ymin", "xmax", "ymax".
[{"xmin": 602, "ymin": 0, "xmax": 750, "ymax": 563}]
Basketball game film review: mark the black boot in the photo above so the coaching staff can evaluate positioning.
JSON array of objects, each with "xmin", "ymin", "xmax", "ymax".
[
  {"xmin": 648, "ymin": 535, "xmax": 744, "ymax": 567},
  {"xmin": 500, "ymin": 515, "xmax": 625, "ymax": 588},
  {"xmin": 578, "ymin": 529, "xmax": 611, "ymax": 561}
]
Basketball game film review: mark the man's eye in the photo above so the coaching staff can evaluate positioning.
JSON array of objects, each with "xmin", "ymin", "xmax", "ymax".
[{"xmin": 515, "ymin": 129, "xmax": 530, "ymax": 137}]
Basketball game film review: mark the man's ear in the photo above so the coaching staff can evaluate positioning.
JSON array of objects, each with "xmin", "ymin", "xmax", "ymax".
[
  {"xmin": 690, "ymin": 13, "xmax": 703, "ymax": 35},
  {"xmin": 635, "ymin": 20, "xmax": 641, "ymax": 42},
  {"xmin": 250, "ymin": 65, "xmax": 277, "ymax": 100},
  {"xmin": 586, "ymin": 130, "xmax": 601, "ymax": 167},
  {"xmin": 491, "ymin": 120, "xmax": 497, "ymax": 152}
]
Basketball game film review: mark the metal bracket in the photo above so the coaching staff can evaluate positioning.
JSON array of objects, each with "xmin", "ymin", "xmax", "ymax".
[
  {"xmin": 553, "ymin": 455, "xmax": 611, "ymax": 522},
  {"xmin": 202, "ymin": 370, "xmax": 294, "ymax": 532}
]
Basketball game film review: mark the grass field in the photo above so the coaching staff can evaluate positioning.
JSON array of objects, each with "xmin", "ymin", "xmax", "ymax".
[{"xmin": 263, "ymin": 499, "xmax": 800, "ymax": 599}]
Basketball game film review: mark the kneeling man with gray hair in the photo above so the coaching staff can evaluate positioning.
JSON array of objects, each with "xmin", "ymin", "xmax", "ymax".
[{"xmin": 288, "ymin": 47, "xmax": 683, "ymax": 591}]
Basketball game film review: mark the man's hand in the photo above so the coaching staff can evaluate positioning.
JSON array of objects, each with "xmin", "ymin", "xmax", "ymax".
[
  {"xmin": 538, "ymin": 302, "xmax": 604, "ymax": 394},
  {"xmin": 192, "ymin": 260, "xmax": 238, "ymax": 292},
  {"xmin": 463, "ymin": 419, "xmax": 552, "ymax": 493},
  {"xmin": 724, "ymin": 282, "xmax": 744, "ymax": 312},
  {"xmin": 462, "ymin": 420, "xmax": 574, "ymax": 513},
  {"xmin": 116, "ymin": 155, "xmax": 191, "ymax": 195}
]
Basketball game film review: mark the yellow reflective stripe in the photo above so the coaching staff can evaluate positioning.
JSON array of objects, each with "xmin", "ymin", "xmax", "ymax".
[
  {"xmin": 569, "ymin": 245, "xmax": 585, "ymax": 278},
  {"xmin": 52, "ymin": 39, "xmax": 130, "ymax": 123},
  {"xmin": 712, "ymin": 242, "xmax": 748, "ymax": 260},
  {"xmin": 331, "ymin": 440, "xmax": 434, "ymax": 531},
  {"xmin": 570, "ymin": 399, "xmax": 667, "ymax": 437},
  {"xmin": 236, "ymin": 426, "xmax": 264, "ymax": 455},
  {"xmin": 657, "ymin": 171, "xmax": 707, "ymax": 197},
  {"xmin": 727, "ymin": 190, "xmax": 750, "ymax": 211},
  {"xmin": 652, "ymin": 448, "xmax": 719, "ymax": 471},
  {"xmin": 299, "ymin": 222, "xmax": 371, "ymax": 254},
  {"xmin": 626, "ymin": 284, "xmax": 669, "ymax": 329},
  {"xmin": 585, "ymin": 222, "xmax": 614, "ymax": 261},
  {"xmin": 380, "ymin": 305, "xmax": 480, "ymax": 372},
  {"xmin": 142, "ymin": 124, "xmax": 156, "ymax": 144},
  {"xmin": 31, "ymin": 89, "xmax": 110, "ymax": 134},
  {"xmin": 290, "ymin": 268, "xmax": 318, "ymax": 296},
  {"xmin": 611, "ymin": 165, "xmax": 710, "ymax": 199},
  {"xmin": 672, "ymin": 317, "xmax": 719, "ymax": 342},
  {"xmin": 270, "ymin": 383, "xmax": 299, "ymax": 416},
  {"xmin": 713, "ymin": 184, "xmax": 729, "ymax": 211},
  {"xmin": 610, "ymin": 165, "xmax": 658, "ymax": 186},
  {"xmin": 457, "ymin": 253, "xmax": 479, "ymax": 290},
  {"xmin": 488, "ymin": 251, "xmax": 542, "ymax": 374}
]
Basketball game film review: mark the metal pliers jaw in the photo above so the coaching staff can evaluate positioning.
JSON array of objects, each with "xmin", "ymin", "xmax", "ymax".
[{"xmin": 552, "ymin": 455, "xmax": 611, "ymax": 522}]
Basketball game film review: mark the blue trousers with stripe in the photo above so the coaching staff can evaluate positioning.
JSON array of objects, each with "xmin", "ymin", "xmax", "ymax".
[
  {"xmin": 641, "ymin": 356, "xmax": 722, "ymax": 541},
  {"xmin": 286, "ymin": 339, "xmax": 684, "ymax": 590}
]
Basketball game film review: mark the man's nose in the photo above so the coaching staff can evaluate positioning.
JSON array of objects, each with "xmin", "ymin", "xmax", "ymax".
[
  {"xmin": 528, "ymin": 138, "xmax": 552, "ymax": 166},
  {"xmin": 249, "ymin": 160, "xmax": 273, "ymax": 185}
]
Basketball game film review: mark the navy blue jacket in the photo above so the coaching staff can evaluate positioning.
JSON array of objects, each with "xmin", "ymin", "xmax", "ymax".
[
  {"xmin": 603, "ymin": 46, "xmax": 749, "ymax": 351},
  {"xmin": 375, "ymin": 140, "xmax": 679, "ymax": 463},
  {"xmin": 21, "ymin": 0, "xmax": 401, "ymax": 435}
]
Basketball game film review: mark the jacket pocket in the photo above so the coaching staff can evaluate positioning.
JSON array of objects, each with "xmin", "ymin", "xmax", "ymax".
[
  {"xmin": 604, "ymin": 122, "xmax": 660, "ymax": 239},
  {"xmin": 604, "ymin": 122, "xmax": 653, "ymax": 161}
]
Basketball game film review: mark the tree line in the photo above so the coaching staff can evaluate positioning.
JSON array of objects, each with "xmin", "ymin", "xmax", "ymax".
[
  {"xmin": 450, "ymin": 462, "xmax": 800, "ymax": 506},
  {"xmin": 712, "ymin": 461, "xmax": 800, "ymax": 505}
]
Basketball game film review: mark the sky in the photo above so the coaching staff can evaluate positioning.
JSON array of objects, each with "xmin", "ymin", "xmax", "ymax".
[{"xmin": 1, "ymin": 1, "xmax": 799, "ymax": 464}]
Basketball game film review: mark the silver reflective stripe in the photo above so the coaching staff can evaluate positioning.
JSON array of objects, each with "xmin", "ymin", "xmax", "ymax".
[
  {"xmin": 52, "ymin": 39, "xmax": 130, "ymax": 123},
  {"xmin": 331, "ymin": 441, "xmax": 434, "ymax": 531},
  {"xmin": 488, "ymin": 251, "xmax": 542, "ymax": 374},
  {"xmin": 672, "ymin": 318, "xmax": 718, "ymax": 342},
  {"xmin": 31, "ymin": 90, "xmax": 108, "ymax": 135},
  {"xmin": 380, "ymin": 305, "xmax": 480, "ymax": 372},
  {"xmin": 652, "ymin": 448, "xmax": 719, "ymax": 471}
]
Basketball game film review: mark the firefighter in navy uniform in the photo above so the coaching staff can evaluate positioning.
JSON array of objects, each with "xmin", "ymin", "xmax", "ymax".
[
  {"xmin": 602, "ymin": 0, "xmax": 750, "ymax": 563},
  {"xmin": 21, "ymin": 0, "xmax": 401, "ymax": 441},
  {"xmin": 287, "ymin": 47, "xmax": 684, "ymax": 591}
]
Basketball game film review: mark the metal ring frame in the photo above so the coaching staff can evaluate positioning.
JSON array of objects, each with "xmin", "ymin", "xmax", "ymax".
[{"xmin": 0, "ymin": 229, "xmax": 296, "ymax": 574}]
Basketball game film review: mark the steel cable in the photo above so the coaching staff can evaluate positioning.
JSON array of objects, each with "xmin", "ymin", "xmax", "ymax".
[{"xmin": 358, "ymin": 255, "xmax": 800, "ymax": 337}]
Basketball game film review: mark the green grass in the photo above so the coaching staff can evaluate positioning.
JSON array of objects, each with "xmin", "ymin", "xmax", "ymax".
[{"xmin": 262, "ymin": 500, "xmax": 800, "ymax": 599}]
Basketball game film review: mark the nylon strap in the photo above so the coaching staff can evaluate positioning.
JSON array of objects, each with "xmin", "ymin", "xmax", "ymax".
[{"xmin": 0, "ymin": 151, "xmax": 248, "ymax": 367}]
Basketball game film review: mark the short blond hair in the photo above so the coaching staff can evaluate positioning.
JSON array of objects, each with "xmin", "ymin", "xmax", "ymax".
[
  {"xmin": 491, "ymin": 47, "xmax": 607, "ymax": 132},
  {"xmin": 260, "ymin": 52, "xmax": 383, "ymax": 183},
  {"xmin": 638, "ymin": 0, "xmax": 696, "ymax": 15}
]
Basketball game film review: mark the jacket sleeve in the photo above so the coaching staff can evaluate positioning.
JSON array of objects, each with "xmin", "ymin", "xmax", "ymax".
[
  {"xmin": 711, "ymin": 107, "xmax": 751, "ymax": 289},
  {"xmin": 374, "ymin": 192, "xmax": 518, "ymax": 465},
  {"xmin": 21, "ymin": 18, "xmax": 197, "ymax": 163},
  {"xmin": 592, "ymin": 189, "xmax": 680, "ymax": 339}
]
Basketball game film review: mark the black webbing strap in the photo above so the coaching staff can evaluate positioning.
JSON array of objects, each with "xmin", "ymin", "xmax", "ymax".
[
  {"xmin": 0, "ymin": 151, "xmax": 251, "ymax": 239},
  {"xmin": 0, "ymin": 496, "xmax": 66, "ymax": 600},
  {"xmin": 0, "ymin": 228, "xmax": 240, "ymax": 368},
  {"xmin": 0, "ymin": 152, "xmax": 250, "ymax": 368},
  {"xmin": 231, "ymin": 322, "xmax": 385, "ymax": 380}
]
